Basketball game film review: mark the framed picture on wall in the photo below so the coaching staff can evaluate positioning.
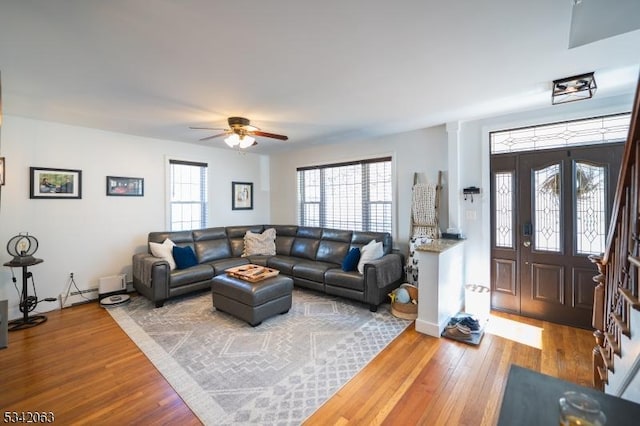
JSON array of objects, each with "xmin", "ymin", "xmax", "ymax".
[
  {"xmin": 232, "ymin": 181, "xmax": 253, "ymax": 210},
  {"xmin": 30, "ymin": 167, "xmax": 82, "ymax": 199},
  {"xmin": 106, "ymin": 176, "xmax": 144, "ymax": 196}
]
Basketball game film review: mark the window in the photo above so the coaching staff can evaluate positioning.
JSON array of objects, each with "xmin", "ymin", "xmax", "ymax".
[
  {"xmin": 169, "ymin": 159, "xmax": 208, "ymax": 231},
  {"xmin": 297, "ymin": 157, "xmax": 392, "ymax": 232},
  {"xmin": 494, "ymin": 171, "xmax": 514, "ymax": 248},
  {"xmin": 490, "ymin": 113, "xmax": 630, "ymax": 154}
]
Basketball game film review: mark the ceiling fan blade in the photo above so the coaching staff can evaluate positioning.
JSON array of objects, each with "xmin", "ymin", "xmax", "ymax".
[
  {"xmin": 199, "ymin": 132, "xmax": 229, "ymax": 141},
  {"xmin": 251, "ymin": 131, "xmax": 289, "ymax": 141},
  {"xmin": 190, "ymin": 126, "xmax": 228, "ymax": 131}
]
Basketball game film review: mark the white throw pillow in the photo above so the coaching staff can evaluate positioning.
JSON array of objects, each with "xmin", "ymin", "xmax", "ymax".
[
  {"xmin": 149, "ymin": 238, "xmax": 177, "ymax": 270},
  {"xmin": 242, "ymin": 228, "xmax": 276, "ymax": 256},
  {"xmin": 357, "ymin": 239, "xmax": 384, "ymax": 274}
]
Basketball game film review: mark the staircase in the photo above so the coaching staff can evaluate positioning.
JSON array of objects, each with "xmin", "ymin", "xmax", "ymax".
[{"xmin": 591, "ymin": 76, "xmax": 640, "ymax": 402}]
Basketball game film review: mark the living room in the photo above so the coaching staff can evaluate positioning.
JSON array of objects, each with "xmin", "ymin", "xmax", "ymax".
[{"xmin": 2, "ymin": 1, "xmax": 640, "ymax": 424}]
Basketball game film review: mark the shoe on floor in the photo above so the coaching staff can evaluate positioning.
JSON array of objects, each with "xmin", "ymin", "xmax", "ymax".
[
  {"xmin": 445, "ymin": 323, "xmax": 472, "ymax": 339},
  {"xmin": 458, "ymin": 316, "xmax": 481, "ymax": 331},
  {"xmin": 450, "ymin": 314, "xmax": 481, "ymax": 331}
]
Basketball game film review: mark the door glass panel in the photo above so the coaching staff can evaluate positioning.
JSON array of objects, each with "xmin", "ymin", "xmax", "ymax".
[
  {"xmin": 575, "ymin": 162, "xmax": 606, "ymax": 255},
  {"xmin": 534, "ymin": 164, "xmax": 561, "ymax": 252},
  {"xmin": 495, "ymin": 171, "xmax": 514, "ymax": 248}
]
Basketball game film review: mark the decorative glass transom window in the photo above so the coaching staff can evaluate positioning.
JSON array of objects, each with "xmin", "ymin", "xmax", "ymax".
[{"xmin": 490, "ymin": 113, "xmax": 630, "ymax": 154}]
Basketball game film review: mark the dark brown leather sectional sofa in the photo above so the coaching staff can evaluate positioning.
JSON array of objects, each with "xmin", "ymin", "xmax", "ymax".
[{"xmin": 132, "ymin": 225, "xmax": 404, "ymax": 311}]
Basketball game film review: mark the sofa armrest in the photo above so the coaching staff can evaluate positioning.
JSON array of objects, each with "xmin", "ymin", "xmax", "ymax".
[
  {"xmin": 132, "ymin": 253, "xmax": 170, "ymax": 306},
  {"xmin": 363, "ymin": 253, "xmax": 404, "ymax": 308}
]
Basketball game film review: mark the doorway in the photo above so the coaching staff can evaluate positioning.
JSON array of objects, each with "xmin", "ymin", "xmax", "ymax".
[{"xmin": 490, "ymin": 143, "xmax": 624, "ymax": 328}]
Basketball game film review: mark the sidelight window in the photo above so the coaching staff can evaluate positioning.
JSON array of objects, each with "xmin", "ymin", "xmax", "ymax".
[
  {"xmin": 575, "ymin": 162, "xmax": 607, "ymax": 255},
  {"xmin": 494, "ymin": 171, "xmax": 514, "ymax": 248}
]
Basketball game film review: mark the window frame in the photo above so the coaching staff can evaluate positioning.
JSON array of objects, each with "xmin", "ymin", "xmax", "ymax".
[
  {"xmin": 296, "ymin": 156, "xmax": 394, "ymax": 233},
  {"xmin": 167, "ymin": 158, "xmax": 208, "ymax": 231}
]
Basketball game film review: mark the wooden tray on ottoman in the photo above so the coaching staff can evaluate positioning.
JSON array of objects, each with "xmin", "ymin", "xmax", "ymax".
[{"xmin": 225, "ymin": 264, "xmax": 280, "ymax": 282}]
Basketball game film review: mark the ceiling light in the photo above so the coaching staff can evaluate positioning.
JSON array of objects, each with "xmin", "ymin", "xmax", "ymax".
[
  {"xmin": 552, "ymin": 72, "xmax": 597, "ymax": 105},
  {"xmin": 224, "ymin": 133, "xmax": 240, "ymax": 147},
  {"xmin": 224, "ymin": 133, "xmax": 255, "ymax": 149},
  {"xmin": 239, "ymin": 136, "xmax": 255, "ymax": 149}
]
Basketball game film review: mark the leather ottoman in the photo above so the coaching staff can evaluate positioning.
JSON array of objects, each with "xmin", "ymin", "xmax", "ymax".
[{"xmin": 211, "ymin": 274, "xmax": 293, "ymax": 326}]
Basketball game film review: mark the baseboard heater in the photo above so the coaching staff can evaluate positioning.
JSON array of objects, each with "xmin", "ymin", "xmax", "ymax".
[{"xmin": 59, "ymin": 288, "xmax": 99, "ymax": 309}]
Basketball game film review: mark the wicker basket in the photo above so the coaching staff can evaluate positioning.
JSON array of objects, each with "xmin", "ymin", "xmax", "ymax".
[{"xmin": 390, "ymin": 284, "xmax": 418, "ymax": 320}]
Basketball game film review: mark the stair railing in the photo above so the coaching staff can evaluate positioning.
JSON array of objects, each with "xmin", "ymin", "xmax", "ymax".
[{"xmin": 590, "ymin": 76, "xmax": 640, "ymax": 391}]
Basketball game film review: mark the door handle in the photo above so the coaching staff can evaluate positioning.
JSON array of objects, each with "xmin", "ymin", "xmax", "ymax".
[{"xmin": 523, "ymin": 241, "xmax": 531, "ymax": 247}]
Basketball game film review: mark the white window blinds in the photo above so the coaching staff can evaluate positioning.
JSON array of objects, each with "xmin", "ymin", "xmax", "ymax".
[
  {"xmin": 169, "ymin": 159, "xmax": 208, "ymax": 231},
  {"xmin": 297, "ymin": 157, "xmax": 392, "ymax": 232}
]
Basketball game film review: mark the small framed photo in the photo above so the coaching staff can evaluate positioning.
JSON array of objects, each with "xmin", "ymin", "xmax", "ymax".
[
  {"xmin": 232, "ymin": 181, "xmax": 253, "ymax": 210},
  {"xmin": 30, "ymin": 167, "xmax": 82, "ymax": 199},
  {"xmin": 106, "ymin": 176, "xmax": 144, "ymax": 196}
]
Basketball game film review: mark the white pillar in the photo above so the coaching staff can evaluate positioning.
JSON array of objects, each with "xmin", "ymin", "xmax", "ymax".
[{"xmin": 446, "ymin": 121, "xmax": 462, "ymax": 233}]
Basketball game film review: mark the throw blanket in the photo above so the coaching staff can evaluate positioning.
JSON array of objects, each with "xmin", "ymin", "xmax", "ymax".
[{"xmin": 412, "ymin": 183, "xmax": 439, "ymax": 238}]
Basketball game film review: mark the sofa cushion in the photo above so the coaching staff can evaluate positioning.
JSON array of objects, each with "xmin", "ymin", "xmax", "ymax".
[
  {"xmin": 149, "ymin": 231, "xmax": 193, "ymax": 245},
  {"xmin": 352, "ymin": 231, "xmax": 392, "ymax": 254},
  {"xmin": 209, "ymin": 257, "xmax": 251, "ymax": 275},
  {"xmin": 173, "ymin": 245, "xmax": 198, "ymax": 269},
  {"xmin": 291, "ymin": 227, "xmax": 322, "ymax": 260},
  {"xmin": 293, "ymin": 260, "xmax": 336, "ymax": 282},
  {"xmin": 317, "ymin": 240, "xmax": 350, "ymax": 265},
  {"xmin": 150, "ymin": 238, "xmax": 176, "ymax": 270},
  {"xmin": 243, "ymin": 228, "xmax": 276, "ymax": 256},
  {"xmin": 342, "ymin": 248, "xmax": 361, "ymax": 272},
  {"xmin": 193, "ymin": 227, "xmax": 232, "ymax": 263},
  {"xmin": 324, "ymin": 269, "xmax": 365, "ymax": 292},
  {"xmin": 267, "ymin": 255, "xmax": 301, "ymax": 275},
  {"xmin": 169, "ymin": 263, "xmax": 214, "ymax": 288},
  {"xmin": 270, "ymin": 225, "xmax": 298, "ymax": 255}
]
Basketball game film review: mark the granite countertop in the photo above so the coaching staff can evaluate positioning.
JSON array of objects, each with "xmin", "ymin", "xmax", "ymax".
[{"xmin": 415, "ymin": 238, "xmax": 464, "ymax": 253}]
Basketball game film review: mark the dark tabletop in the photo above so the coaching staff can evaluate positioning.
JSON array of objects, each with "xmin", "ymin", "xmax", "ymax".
[{"xmin": 497, "ymin": 364, "xmax": 640, "ymax": 426}]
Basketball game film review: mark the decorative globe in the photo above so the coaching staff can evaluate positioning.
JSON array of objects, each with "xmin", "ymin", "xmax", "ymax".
[{"xmin": 395, "ymin": 287, "xmax": 411, "ymax": 304}]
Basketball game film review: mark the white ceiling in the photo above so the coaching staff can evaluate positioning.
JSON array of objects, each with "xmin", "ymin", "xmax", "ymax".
[{"xmin": 0, "ymin": 0, "xmax": 639, "ymax": 153}]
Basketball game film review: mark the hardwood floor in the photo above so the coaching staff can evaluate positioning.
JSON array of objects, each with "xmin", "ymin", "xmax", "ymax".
[{"xmin": 0, "ymin": 303, "xmax": 593, "ymax": 425}]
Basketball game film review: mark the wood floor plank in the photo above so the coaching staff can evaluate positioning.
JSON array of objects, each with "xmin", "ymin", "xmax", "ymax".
[{"xmin": 0, "ymin": 303, "xmax": 593, "ymax": 425}]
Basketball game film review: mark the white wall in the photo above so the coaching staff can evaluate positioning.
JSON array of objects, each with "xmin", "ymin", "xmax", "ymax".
[
  {"xmin": 0, "ymin": 115, "xmax": 270, "ymax": 320},
  {"xmin": 269, "ymin": 126, "xmax": 448, "ymax": 253}
]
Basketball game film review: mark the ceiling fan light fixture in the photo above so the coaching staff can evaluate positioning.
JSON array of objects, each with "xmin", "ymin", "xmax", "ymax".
[
  {"xmin": 552, "ymin": 72, "xmax": 596, "ymax": 105},
  {"xmin": 239, "ymin": 136, "xmax": 255, "ymax": 149},
  {"xmin": 193, "ymin": 116, "xmax": 288, "ymax": 148},
  {"xmin": 224, "ymin": 133, "xmax": 240, "ymax": 147}
]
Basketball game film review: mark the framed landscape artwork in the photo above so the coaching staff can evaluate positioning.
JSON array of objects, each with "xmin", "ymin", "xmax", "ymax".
[
  {"xmin": 30, "ymin": 167, "xmax": 82, "ymax": 199},
  {"xmin": 106, "ymin": 176, "xmax": 144, "ymax": 196},
  {"xmin": 232, "ymin": 181, "xmax": 253, "ymax": 210}
]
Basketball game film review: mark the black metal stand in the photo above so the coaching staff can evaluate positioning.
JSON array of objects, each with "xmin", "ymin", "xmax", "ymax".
[{"xmin": 3, "ymin": 258, "xmax": 46, "ymax": 331}]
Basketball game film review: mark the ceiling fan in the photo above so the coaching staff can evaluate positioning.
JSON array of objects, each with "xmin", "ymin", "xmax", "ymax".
[{"xmin": 190, "ymin": 117, "xmax": 288, "ymax": 149}]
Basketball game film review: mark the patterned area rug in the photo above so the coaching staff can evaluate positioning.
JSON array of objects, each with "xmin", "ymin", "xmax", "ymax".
[{"xmin": 108, "ymin": 288, "xmax": 410, "ymax": 425}]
